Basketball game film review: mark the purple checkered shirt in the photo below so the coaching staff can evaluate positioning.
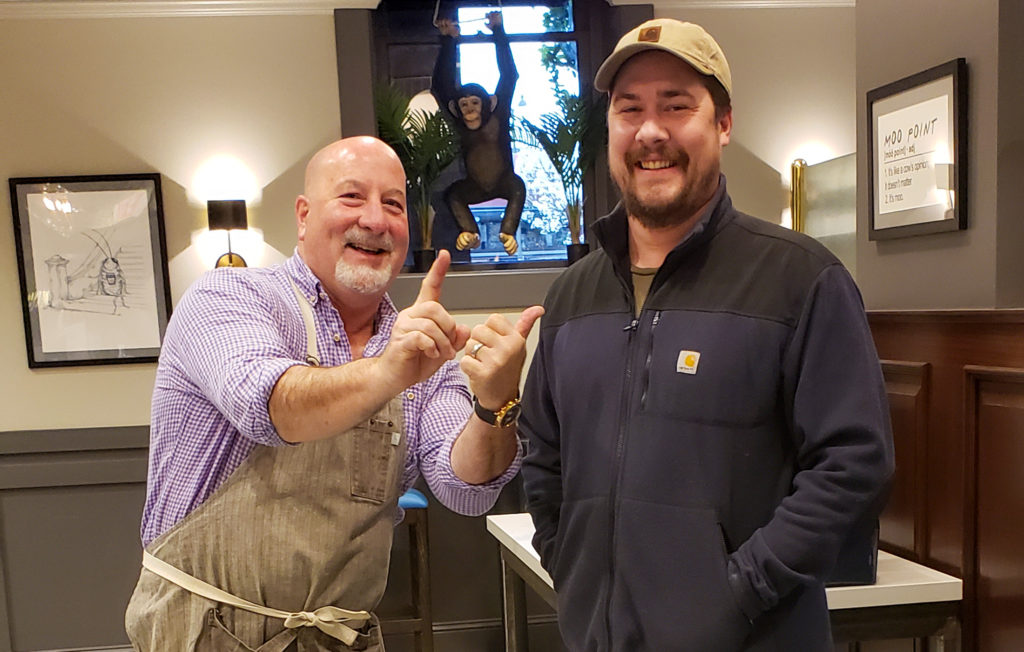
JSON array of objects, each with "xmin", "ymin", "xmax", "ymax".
[{"xmin": 141, "ymin": 251, "xmax": 521, "ymax": 546}]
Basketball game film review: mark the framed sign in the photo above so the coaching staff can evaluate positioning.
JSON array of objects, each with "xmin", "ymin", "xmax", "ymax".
[
  {"xmin": 867, "ymin": 58, "xmax": 968, "ymax": 240},
  {"xmin": 9, "ymin": 173, "xmax": 171, "ymax": 368}
]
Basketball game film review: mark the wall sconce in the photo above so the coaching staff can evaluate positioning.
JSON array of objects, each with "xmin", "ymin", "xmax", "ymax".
[{"xmin": 207, "ymin": 199, "xmax": 248, "ymax": 268}]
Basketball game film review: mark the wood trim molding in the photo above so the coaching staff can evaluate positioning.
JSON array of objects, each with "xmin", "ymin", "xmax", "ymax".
[
  {"xmin": 869, "ymin": 309, "xmax": 1024, "ymax": 324},
  {"xmin": 0, "ymin": 0, "xmax": 380, "ymax": 19},
  {"xmin": 879, "ymin": 360, "xmax": 931, "ymax": 561},
  {"xmin": 962, "ymin": 365, "xmax": 1024, "ymax": 652}
]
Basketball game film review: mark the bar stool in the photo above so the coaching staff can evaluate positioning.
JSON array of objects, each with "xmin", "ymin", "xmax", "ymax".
[{"xmin": 385, "ymin": 488, "xmax": 433, "ymax": 652}]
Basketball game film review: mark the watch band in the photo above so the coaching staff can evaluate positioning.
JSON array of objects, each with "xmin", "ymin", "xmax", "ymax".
[{"xmin": 473, "ymin": 396, "xmax": 521, "ymax": 427}]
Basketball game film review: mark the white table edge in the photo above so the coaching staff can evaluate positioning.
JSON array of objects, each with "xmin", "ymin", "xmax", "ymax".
[{"xmin": 485, "ymin": 512, "xmax": 962, "ymax": 611}]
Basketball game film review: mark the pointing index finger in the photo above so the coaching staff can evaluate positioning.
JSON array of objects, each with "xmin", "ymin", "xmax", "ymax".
[{"xmin": 415, "ymin": 249, "xmax": 451, "ymax": 305}]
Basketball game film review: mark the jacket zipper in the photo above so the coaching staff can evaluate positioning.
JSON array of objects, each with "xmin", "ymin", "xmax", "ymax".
[
  {"xmin": 639, "ymin": 311, "xmax": 661, "ymax": 410},
  {"xmin": 606, "ymin": 316, "xmax": 640, "ymax": 646}
]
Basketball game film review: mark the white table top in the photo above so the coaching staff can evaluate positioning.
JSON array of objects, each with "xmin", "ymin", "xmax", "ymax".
[{"xmin": 486, "ymin": 513, "xmax": 962, "ymax": 610}]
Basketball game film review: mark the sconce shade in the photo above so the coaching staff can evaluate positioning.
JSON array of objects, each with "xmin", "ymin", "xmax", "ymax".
[{"xmin": 207, "ymin": 199, "xmax": 248, "ymax": 231}]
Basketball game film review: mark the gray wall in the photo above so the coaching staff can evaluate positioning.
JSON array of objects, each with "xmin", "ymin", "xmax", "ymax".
[
  {"xmin": 996, "ymin": 0, "xmax": 1024, "ymax": 308},
  {"xmin": 856, "ymin": 0, "xmax": 1023, "ymax": 309},
  {"xmin": 0, "ymin": 428, "xmax": 149, "ymax": 651}
]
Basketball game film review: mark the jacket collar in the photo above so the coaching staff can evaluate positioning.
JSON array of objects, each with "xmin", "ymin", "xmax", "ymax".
[{"xmin": 594, "ymin": 174, "xmax": 734, "ymax": 281}]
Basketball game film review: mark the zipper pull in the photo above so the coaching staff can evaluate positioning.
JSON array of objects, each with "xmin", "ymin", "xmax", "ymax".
[
  {"xmin": 652, "ymin": 311, "xmax": 661, "ymax": 327},
  {"xmin": 623, "ymin": 318, "xmax": 639, "ymax": 332}
]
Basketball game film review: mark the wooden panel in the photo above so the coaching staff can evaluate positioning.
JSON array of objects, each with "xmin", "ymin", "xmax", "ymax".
[
  {"xmin": 870, "ymin": 310, "xmax": 1024, "ymax": 577},
  {"xmin": 869, "ymin": 310, "xmax": 1024, "ymax": 652},
  {"xmin": 879, "ymin": 360, "xmax": 930, "ymax": 560},
  {"xmin": 964, "ymin": 367, "xmax": 1024, "ymax": 652},
  {"xmin": 387, "ymin": 43, "xmax": 438, "ymax": 80}
]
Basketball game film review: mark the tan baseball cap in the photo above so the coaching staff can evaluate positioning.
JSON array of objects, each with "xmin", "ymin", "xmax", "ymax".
[{"xmin": 594, "ymin": 18, "xmax": 732, "ymax": 98}]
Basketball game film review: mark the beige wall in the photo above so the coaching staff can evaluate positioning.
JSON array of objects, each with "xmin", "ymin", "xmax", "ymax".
[
  {"xmin": 0, "ymin": 14, "xmax": 341, "ymax": 430},
  {"xmin": 656, "ymin": 7, "xmax": 856, "ymax": 226}
]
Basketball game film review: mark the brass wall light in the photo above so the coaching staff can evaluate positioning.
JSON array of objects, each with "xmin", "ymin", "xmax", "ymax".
[{"xmin": 207, "ymin": 199, "xmax": 248, "ymax": 268}]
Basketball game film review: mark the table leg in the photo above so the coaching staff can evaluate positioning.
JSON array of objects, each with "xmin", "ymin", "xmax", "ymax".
[
  {"xmin": 501, "ymin": 553, "xmax": 530, "ymax": 652},
  {"xmin": 927, "ymin": 616, "xmax": 960, "ymax": 652}
]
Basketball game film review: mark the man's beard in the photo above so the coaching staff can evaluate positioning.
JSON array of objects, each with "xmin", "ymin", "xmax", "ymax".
[
  {"xmin": 334, "ymin": 228, "xmax": 396, "ymax": 295},
  {"xmin": 615, "ymin": 146, "xmax": 719, "ymax": 229}
]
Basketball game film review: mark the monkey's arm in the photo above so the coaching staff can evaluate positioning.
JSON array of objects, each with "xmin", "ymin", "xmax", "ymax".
[
  {"xmin": 432, "ymin": 34, "xmax": 460, "ymax": 122},
  {"xmin": 493, "ymin": 24, "xmax": 518, "ymax": 113}
]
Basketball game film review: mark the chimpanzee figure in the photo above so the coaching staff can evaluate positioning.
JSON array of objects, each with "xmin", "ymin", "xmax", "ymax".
[{"xmin": 432, "ymin": 11, "xmax": 526, "ymax": 255}]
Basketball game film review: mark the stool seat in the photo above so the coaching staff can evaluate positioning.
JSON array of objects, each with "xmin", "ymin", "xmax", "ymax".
[{"xmin": 399, "ymin": 488, "xmax": 429, "ymax": 509}]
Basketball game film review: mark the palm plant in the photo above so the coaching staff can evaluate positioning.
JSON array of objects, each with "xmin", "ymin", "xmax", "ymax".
[
  {"xmin": 375, "ymin": 84, "xmax": 460, "ymax": 249},
  {"xmin": 516, "ymin": 92, "xmax": 606, "ymax": 245}
]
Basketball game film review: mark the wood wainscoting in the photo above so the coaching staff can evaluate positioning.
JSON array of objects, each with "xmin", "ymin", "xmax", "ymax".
[{"xmin": 869, "ymin": 310, "xmax": 1024, "ymax": 652}]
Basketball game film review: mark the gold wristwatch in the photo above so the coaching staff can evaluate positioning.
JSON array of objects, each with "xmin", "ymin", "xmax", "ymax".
[{"xmin": 473, "ymin": 396, "xmax": 521, "ymax": 428}]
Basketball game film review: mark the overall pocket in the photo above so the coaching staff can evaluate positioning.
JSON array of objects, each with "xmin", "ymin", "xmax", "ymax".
[
  {"xmin": 193, "ymin": 609, "xmax": 257, "ymax": 652},
  {"xmin": 350, "ymin": 418, "xmax": 402, "ymax": 503}
]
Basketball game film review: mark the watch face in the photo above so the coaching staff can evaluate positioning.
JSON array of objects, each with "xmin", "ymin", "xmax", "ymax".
[{"xmin": 498, "ymin": 402, "xmax": 522, "ymax": 427}]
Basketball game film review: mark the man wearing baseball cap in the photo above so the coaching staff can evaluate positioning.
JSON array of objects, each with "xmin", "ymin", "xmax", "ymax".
[{"xmin": 520, "ymin": 18, "xmax": 894, "ymax": 651}]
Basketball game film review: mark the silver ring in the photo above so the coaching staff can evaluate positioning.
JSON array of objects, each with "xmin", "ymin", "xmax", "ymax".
[{"xmin": 469, "ymin": 342, "xmax": 484, "ymax": 359}]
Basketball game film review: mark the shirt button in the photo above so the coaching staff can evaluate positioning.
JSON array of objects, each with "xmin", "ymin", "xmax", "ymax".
[
  {"xmin": 406, "ymin": 391, "xmax": 415, "ymax": 400},
  {"xmin": 320, "ymin": 292, "xmax": 328, "ymax": 300},
  {"xmin": 333, "ymin": 333, "xmax": 341, "ymax": 342}
]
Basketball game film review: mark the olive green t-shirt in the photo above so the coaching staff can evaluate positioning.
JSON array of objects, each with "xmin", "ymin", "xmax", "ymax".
[{"xmin": 631, "ymin": 266, "xmax": 658, "ymax": 317}]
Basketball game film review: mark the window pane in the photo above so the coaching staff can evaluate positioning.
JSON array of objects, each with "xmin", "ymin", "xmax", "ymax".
[
  {"xmin": 456, "ymin": 3, "xmax": 574, "ymax": 35},
  {"xmin": 458, "ymin": 41, "xmax": 579, "ymax": 122},
  {"xmin": 450, "ymin": 39, "xmax": 581, "ymax": 266}
]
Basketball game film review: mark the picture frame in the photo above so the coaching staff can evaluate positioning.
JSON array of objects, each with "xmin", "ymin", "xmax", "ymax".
[
  {"xmin": 8, "ymin": 173, "xmax": 172, "ymax": 368},
  {"xmin": 867, "ymin": 58, "xmax": 968, "ymax": 241}
]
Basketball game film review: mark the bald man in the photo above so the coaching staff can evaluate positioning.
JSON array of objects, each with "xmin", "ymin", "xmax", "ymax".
[{"xmin": 126, "ymin": 137, "xmax": 542, "ymax": 651}]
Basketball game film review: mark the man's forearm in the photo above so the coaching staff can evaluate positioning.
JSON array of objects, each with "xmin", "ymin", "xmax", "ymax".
[
  {"xmin": 269, "ymin": 358, "xmax": 406, "ymax": 443},
  {"xmin": 449, "ymin": 415, "xmax": 518, "ymax": 484}
]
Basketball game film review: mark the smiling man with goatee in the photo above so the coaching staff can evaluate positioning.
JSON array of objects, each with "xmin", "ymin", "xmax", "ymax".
[
  {"xmin": 126, "ymin": 136, "xmax": 542, "ymax": 651},
  {"xmin": 520, "ymin": 19, "xmax": 895, "ymax": 652}
]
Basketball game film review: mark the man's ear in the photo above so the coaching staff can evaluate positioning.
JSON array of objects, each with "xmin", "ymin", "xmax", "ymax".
[
  {"xmin": 295, "ymin": 195, "xmax": 310, "ymax": 241},
  {"xmin": 490, "ymin": 95, "xmax": 498, "ymax": 112},
  {"xmin": 449, "ymin": 100, "xmax": 459, "ymax": 117},
  {"xmin": 717, "ymin": 108, "xmax": 733, "ymax": 146}
]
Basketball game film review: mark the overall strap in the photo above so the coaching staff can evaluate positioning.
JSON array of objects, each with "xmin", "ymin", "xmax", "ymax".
[{"xmin": 288, "ymin": 277, "xmax": 321, "ymax": 367}]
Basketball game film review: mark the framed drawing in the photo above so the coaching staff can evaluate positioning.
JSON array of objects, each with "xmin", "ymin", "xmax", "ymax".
[
  {"xmin": 8, "ymin": 173, "xmax": 172, "ymax": 368},
  {"xmin": 867, "ymin": 58, "xmax": 967, "ymax": 241}
]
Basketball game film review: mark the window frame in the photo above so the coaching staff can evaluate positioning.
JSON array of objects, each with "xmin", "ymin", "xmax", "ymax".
[{"xmin": 335, "ymin": 1, "xmax": 655, "ymax": 310}]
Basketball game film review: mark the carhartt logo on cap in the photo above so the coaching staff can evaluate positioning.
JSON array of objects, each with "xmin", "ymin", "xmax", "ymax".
[{"xmin": 638, "ymin": 26, "xmax": 661, "ymax": 43}]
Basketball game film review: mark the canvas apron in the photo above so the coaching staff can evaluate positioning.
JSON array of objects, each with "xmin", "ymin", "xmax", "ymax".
[{"xmin": 126, "ymin": 281, "xmax": 406, "ymax": 652}]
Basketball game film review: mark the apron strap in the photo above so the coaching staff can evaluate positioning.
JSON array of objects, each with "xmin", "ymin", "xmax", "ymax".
[
  {"xmin": 143, "ymin": 551, "xmax": 370, "ymax": 646},
  {"xmin": 288, "ymin": 277, "xmax": 321, "ymax": 367}
]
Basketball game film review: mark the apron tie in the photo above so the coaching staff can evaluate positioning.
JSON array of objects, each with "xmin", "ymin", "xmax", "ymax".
[
  {"xmin": 143, "ymin": 551, "xmax": 371, "ymax": 645},
  {"xmin": 282, "ymin": 606, "xmax": 373, "ymax": 644}
]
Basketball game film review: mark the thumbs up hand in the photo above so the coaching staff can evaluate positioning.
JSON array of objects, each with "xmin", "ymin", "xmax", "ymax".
[
  {"xmin": 380, "ymin": 250, "xmax": 470, "ymax": 390},
  {"xmin": 460, "ymin": 305, "xmax": 544, "ymax": 412}
]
